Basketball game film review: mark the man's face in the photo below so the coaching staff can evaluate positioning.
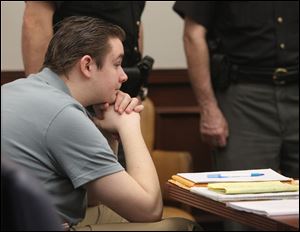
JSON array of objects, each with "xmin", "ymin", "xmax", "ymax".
[{"xmin": 94, "ymin": 38, "xmax": 127, "ymax": 103}]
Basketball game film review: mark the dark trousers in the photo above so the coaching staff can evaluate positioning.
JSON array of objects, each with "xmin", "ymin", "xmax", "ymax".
[{"xmin": 213, "ymin": 80, "xmax": 299, "ymax": 178}]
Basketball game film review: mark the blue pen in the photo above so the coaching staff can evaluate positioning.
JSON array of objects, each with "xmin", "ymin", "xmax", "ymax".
[{"xmin": 207, "ymin": 173, "xmax": 264, "ymax": 178}]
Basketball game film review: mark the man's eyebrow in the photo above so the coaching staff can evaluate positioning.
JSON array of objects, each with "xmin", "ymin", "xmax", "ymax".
[
  {"xmin": 114, "ymin": 53, "xmax": 124, "ymax": 61},
  {"xmin": 116, "ymin": 54, "xmax": 124, "ymax": 61}
]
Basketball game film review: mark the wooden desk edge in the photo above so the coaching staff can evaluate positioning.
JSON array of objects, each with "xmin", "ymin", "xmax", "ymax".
[{"xmin": 166, "ymin": 182, "xmax": 299, "ymax": 231}]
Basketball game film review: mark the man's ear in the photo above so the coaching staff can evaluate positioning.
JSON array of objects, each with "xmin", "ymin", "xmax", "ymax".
[{"xmin": 80, "ymin": 55, "xmax": 94, "ymax": 78}]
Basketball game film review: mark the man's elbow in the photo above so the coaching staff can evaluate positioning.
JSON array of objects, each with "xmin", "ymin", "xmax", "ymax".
[
  {"xmin": 134, "ymin": 206, "xmax": 162, "ymax": 222},
  {"xmin": 129, "ymin": 197, "xmax": 163, "ymax": 222},
  {"xmin": 148, "ymin": 202, "xmax": 163, "ymax": 222},
  {"xmin": 142, "ymin": 195, "xmax": 163, "ymax": 222}
]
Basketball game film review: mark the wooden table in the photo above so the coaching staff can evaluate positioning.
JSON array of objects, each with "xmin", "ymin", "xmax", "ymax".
[{"xmin": 166, "ymin": 182, "xmax": 299, "ymax": 231}]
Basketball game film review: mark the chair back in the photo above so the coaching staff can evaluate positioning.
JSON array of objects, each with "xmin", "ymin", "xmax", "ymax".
[
  {"xmin": 140, "ymin": 98, "xmax": 155, "ymax": 152},
  {"xmin": 1, "ymin": 156, "xmax": 63, "ymax": 231}
]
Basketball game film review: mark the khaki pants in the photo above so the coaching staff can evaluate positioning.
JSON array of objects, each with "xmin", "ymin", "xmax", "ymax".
[{"xmin": 71, "ymin": 205, "xmax": 202, "ymax": 231}]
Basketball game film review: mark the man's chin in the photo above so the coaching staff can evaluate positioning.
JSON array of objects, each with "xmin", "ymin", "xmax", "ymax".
[{"xmin": 107, "ymin": 97, "xmax": 116, "ymax": 105}]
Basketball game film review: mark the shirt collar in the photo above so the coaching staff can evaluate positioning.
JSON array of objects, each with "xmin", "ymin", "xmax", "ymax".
[
  {"xmin": 36, "ymin": 67, "xmax": 93, "ymax": 118},
  {"xmin": 37, "ymin": 67, "xmax": 71, "ymax": 96}
]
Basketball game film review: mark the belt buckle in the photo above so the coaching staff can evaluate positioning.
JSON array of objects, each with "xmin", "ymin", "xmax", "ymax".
[{"xmin": 273, "ymin": 68, "xmax": 287, "ymax": 85}]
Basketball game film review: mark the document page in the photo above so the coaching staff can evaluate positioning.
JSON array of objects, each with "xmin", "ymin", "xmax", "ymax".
[
  {"xmin": 207, "ymin": 181, "xmax": 299, "ymax": 194},
  {"xmin": 178, "ymin": 169, "xmax": 292, "ymax": 183},
  {"xmin": 190, "ymin": 186, "xmax": 299, "ymax": 202},
  {"xmin": 226, "ymin": 199, "xmax": 299, "ymax": 216}
]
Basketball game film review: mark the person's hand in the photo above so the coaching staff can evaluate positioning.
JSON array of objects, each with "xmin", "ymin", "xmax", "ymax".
[
  {"xmin": 93, "ymin": 105, "xmax": 140, "ymax": 134},
  {"xmin": 62, "ymin": 222, "xmax": 70, "ymax": 231},
  {"xmin": 92, "ymin": 91, "xmax": 144, "ymax": 120},
  {"xmin": 114, "ymin": 90, "xmax": 144, "ymax": 114},
  {"xmin": 200, "ymin": 104, "xmax": 229, "ymax": 148},
  {"xmin": 91, "ymin": 91, "xmax": 143, "ymax": 134}
]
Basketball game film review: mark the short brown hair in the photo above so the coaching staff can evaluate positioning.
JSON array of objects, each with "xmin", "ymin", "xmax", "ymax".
[{"xmin": 43, "ymin": 16, "xmax": 125, "ymax": 75}]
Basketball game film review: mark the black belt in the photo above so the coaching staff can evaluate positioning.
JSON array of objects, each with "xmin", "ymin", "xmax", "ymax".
[{"xmin": 231, "ymin": 65, "xmax": 299, "ymax": 85}]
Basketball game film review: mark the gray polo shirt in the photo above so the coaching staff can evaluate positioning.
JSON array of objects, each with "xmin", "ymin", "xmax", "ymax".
[{"xmin": 1, "ymin": 68, "xmax": 124, "ymax": 225}]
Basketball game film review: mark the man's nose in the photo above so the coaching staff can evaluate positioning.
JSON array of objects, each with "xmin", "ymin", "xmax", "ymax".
[{"xmin": 120, "ymin": 67, "xmax": 128, "ymax": 83}]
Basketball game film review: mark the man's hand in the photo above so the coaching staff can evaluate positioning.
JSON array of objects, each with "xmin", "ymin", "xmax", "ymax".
[
  {"xmin": 114, "ymin": 90, "xmax": 144, "ymax": 114},
  {"xmin": 92, "ymin": 91, "xmax": 144, "ymax": 130},
  {"xmin": 93, "ymin": 105, "xmax": 141, "ymax": 135},
  {"xmin": 200, "ymin": 104, "xmax": 229, "ymax": 148}
]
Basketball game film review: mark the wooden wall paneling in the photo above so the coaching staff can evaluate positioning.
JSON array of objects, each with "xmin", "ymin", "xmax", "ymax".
[
  {"xmin": 1, "ymin": 71, "xmax": 25, "ymax": 85},
  {"xmin": 155, "ymin": 107, "xmax": 212, "ymax": 172},
  {"xmin": 148, "ymin": 70, "xmax": 213, "ymax": 172}
]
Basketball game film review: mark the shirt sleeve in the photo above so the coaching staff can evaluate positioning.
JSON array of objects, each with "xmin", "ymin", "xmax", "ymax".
[
  {"xmin": 45, "ymin": 104, "xmax": 124, "ymax": 189},
  {"xmin": 173, "ymin": 1, "xmax": 217, "ymax": 29}
]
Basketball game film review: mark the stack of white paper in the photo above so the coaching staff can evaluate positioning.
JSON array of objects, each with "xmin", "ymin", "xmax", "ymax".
[
  {"xmin": 190, "ymin": 186, "xmax": 299, "ymax": 202},
  {"xmin": 226, "ymin": 199, "xmax": 299, "ymax": 216},
  {"xmin": 180, "ymin": 169, "xmax": 299, "ymax": 217},
  {"xmin": 178, "ymin": 168, "xmax": 293, "ymax": 183}
]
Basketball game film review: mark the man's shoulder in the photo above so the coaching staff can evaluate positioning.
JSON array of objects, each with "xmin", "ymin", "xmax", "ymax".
[{"xmin": 2, "ymin": 74, "xmax": 87, "ymax": 128}]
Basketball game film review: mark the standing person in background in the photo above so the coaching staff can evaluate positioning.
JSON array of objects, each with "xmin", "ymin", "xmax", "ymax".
[
  {"xmin": 173, "ymin": 2, "xmax": 299, "ymax": 228},
  {"xmin": 22, "ymin": 1, "xmax": 148, "ymax": 170}
]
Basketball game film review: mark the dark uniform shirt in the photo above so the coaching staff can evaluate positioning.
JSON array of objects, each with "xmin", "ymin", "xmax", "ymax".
[
  {"xmin": 174, "ymin": 1, "xmax": 299, "ymax": 68},
  {"xmin": 53, "ymin": 1, "xmax": 145, "ymax": 67}
]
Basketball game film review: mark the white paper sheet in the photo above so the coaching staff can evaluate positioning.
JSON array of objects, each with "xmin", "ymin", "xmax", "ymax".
[
  {"xmin": 178, "ymin": 168, "xmax": 292, "ymax": 183},
  {"xmin": 226, "ymin": 199, "xmax": 299, "ymax": 216}
]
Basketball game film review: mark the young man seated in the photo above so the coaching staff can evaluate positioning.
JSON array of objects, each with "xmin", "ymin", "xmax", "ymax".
[{"xmin": 1, "ymin": 16, "xmax": 201, "ymax": 231}]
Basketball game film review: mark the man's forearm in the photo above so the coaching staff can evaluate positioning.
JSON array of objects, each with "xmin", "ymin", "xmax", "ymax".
[
  {"xmin": 22, "ymin": 2, "xmax": 54, "ymax": 76},
  {"xmin": 183, "ymin": 20, "xmax": 218, "ymax": 113},
  {"xmin": 106, "ymin": 135, "xmax": 119, "ymax": 156},
  {"xmin": 119, "ymin": 122, "xmax": 161, "ymax": 204},
  {"xmin": 22, "ymin": 32, "xmax": 52, "ymax": 76},
  {"xmin": 184, "ymin": 18, "xmax": 229, "ymax": 146},
  {"xmin": 185, "ymin": 40, "xmax": 218, "ymax": 112}
]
